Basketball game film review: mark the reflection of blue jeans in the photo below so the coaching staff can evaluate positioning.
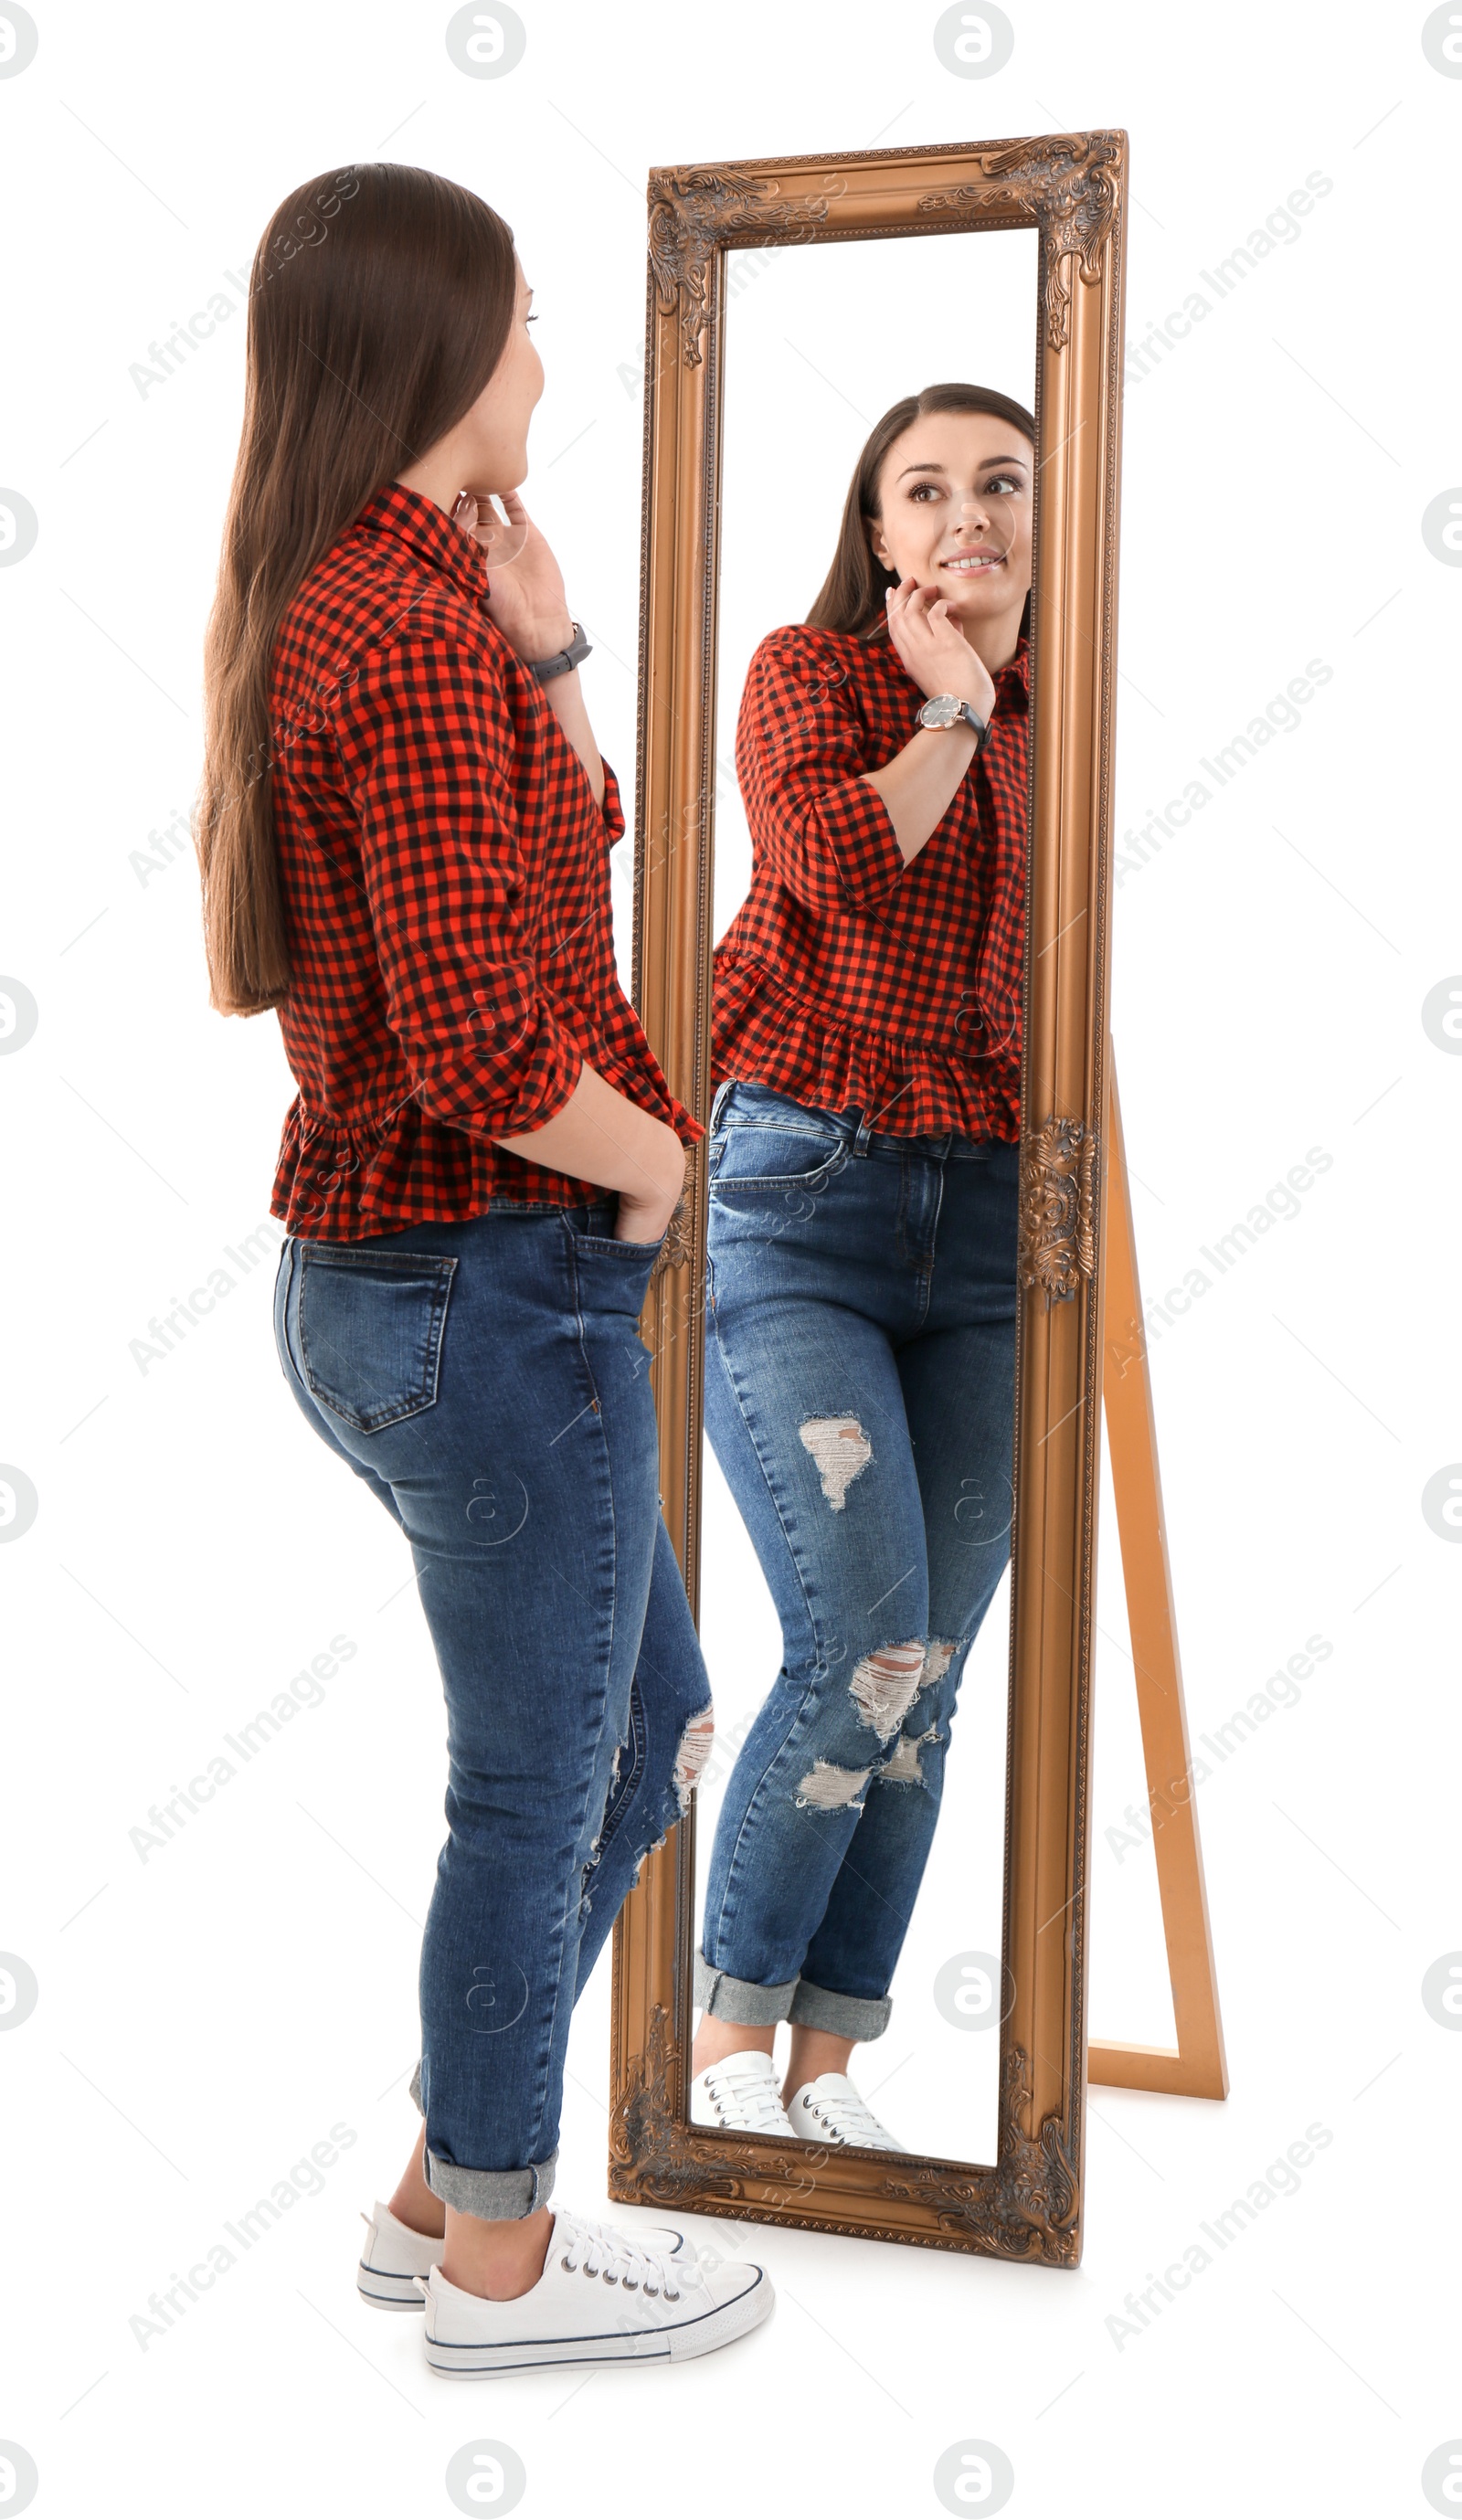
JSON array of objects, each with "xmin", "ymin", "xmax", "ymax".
[
  {"xmin": 273, "ymin": 1202, "xmax": 713, "ymax": 2218},
  {"xmin": 696, "ymin": 1081, "xmax": 1018, "ymax": 2042}
]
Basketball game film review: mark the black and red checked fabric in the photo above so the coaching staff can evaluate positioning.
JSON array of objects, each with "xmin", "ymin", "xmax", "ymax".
[
  {"xmin": 711, "ymin": 621, "xmax": 1031, "ymax": 1141},
  {"xmin": 265, "ymin": 482, "xmax": 699, "ymax": 1239}
]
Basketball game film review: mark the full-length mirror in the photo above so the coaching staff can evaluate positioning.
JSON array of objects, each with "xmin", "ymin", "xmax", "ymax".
[
  {"xmin": 611, "ymin": 134, "xmax": 1129, "ymax": 2265},
  {"xmin": 690, "ymin": 228, "xmax": 1040, "ymax": 2170}
]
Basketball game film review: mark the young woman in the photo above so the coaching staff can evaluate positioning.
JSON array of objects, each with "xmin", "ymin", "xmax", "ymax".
[
  {"xmin": 689, "ymin": 383, "xmax": 1034, "ymax": 2151},
  {"xmin": 197, "ymin": 162, "xmax": 769, "ymax": 2374}
]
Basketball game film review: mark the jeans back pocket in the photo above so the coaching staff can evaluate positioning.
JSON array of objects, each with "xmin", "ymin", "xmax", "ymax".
[{"xmin": 297, "ymin": 1245, "xmax": 458, "ymax": 1433}]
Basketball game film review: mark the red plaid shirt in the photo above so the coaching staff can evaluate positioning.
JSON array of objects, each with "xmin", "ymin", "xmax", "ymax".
[
  {"xmin": 265, "ymin": 482, "xmax": 698, "ymax": 1238},
  {"xmin": 712, "ymin": 623, "xmax": 1031, "ymax": 1140}
]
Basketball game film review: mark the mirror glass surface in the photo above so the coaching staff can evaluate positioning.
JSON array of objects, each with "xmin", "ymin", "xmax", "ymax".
[{"xmin": 692, "ymin": 229, "xmax": 1040, "ymax": 2167}]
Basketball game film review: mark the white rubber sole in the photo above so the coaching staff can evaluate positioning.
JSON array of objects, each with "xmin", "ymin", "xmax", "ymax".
[
  {"xmin": 357, "ymin": 2262, "xmax": 431, "ymax": 2312},
  {"xmin": 424, "ymin": 2264, "xmax": 774, "ymax": 2376}
]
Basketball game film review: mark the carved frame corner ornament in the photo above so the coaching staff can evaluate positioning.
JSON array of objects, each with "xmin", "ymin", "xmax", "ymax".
[
  {"xmin": 917, "ymin": 130, "xmax": 1124, "ymax": 351},
  {"xmin": 619, "ymin": 129, "xmax": 1128, "ymax": 2265},
  {"xmin": 647, "ymin": 170, "xmax": 840, "ymax": 369},
  {"xmin": 1018, "ymin": 1117, "xmax": 1100, "ymax": 1304}
]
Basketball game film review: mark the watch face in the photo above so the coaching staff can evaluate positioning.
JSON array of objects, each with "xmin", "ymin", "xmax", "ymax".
[{"xmin": 921, "ymin": 694, "xmax": 959, "ymax": 726}]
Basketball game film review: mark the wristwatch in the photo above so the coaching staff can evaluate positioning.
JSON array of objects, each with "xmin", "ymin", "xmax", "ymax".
[
  {"xmin": 916, "ymin": 692, "xmax": 990, "ymax": 746},
  {"xmin": 527, "ymin": 619, "xmax": 593, "ymax": 683}
]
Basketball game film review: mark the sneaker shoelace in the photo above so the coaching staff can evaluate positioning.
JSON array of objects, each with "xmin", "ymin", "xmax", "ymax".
[
  {"xmin": 801, "ymin": 2082, "xmax": 896, "ymax": 2145},
  {"xmin": 702, "ymin": 2055, "xmax": 789, "ymax": 2132},
  {"xmin": 556, "ymin": 2209, "xmax": 685, "ymax": 2299}
]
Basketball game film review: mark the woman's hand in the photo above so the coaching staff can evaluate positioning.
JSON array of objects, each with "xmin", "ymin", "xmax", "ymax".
[
  {"xmin": 493, "ymin": 1065, "xmax": 686, "ymax": 1244},
  {"xmin": 612, "ymin": 1124, "xmax": 686, "ymax": 1244},
  {"xmin": 454, "ymin": 486, "xmax": 574, "ymax": 663},
  {"xmin": 883, "ymin": 575, "xmax": 997, "ymax": 723}
]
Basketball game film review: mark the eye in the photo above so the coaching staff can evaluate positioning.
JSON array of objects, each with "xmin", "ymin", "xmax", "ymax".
[{"xmin": 985, "ymin": 471, "xmax": 1025, "ymax": 495}]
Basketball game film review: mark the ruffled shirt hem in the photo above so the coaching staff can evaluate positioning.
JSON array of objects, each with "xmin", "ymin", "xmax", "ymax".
[
  {"xmin": 271, "ymin": 1055, "xmax": 701, "ymax": 1240},
  {"xmin": 710, "ymin": 949, "xmax": 1021, "ymax": 1143}
]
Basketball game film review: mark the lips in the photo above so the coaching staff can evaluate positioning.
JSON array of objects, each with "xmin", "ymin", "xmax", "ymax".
[{"xmin": 940, "ymin": 551, "xmax": 1005, "ymax": 572}]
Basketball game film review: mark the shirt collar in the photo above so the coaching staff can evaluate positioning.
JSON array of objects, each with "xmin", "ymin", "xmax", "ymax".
[{"xmin": 352, "ymin": 481, "xmax": 491, "ymax": 607}]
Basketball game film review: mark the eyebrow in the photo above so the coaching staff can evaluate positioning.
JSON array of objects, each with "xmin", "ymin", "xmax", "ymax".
[{"xmin": 896, "ymin": 454, "xmax": 1030, "ymax": 479}]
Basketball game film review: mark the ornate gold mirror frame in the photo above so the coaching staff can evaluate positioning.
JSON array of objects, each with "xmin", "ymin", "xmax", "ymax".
[{"xmin": 608, "ymin": 131, "xmax": 1128, "ymax": 2264}]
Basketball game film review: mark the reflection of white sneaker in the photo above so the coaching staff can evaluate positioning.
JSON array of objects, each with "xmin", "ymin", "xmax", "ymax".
[
  {"xmin": 786, "ymin": 2073, "xmax": 906, "ymax": 2151},
  {"xmin": 420, "ymin": 2203, "xmax": 773, "ymax": 2374},
  {"xmin": 357, "ymin": 2200, "xmax": 686, "ymax": 2312},
  {"xmin": 689, "ymin": 2050, "xmax": 795, "ymax": 2138}
]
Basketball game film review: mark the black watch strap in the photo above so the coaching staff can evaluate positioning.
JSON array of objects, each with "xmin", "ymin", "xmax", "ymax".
[{"xmin": 528, "ymin": 619, "xmax": 592, "ymax": 683}]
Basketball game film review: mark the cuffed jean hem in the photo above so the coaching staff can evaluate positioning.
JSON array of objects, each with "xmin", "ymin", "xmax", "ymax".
[
  {"xmin": 787, "ymin": 1978, "xmax": 892, "ymax": 2040},
  {"xmin": 407, "ymin": 2064, "xmax": 557, "ymax": 2219},
  {"xmin": 694, "ymin": 1951, "xmax": 799, "ymax": 2026},
  {"xmin": 695, "ymin": 1951, "xmax": 893, "ymax": 2040},
  {"xmin": 425, "ymin": 2146, "xmax": 557, "ymax": 2219}
]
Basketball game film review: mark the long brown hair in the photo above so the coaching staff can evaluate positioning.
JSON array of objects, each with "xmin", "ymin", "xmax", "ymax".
[
  {"xmin": 806, "ymin": 381, "xmax": 1036, "ymax": 647},
  {"xmin": 196, "ymin": 164, "xmax": 517, "ymax": 1016}
]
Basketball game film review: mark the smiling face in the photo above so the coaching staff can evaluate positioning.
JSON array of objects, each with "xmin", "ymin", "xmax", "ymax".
[{"xmin": 865, "ymin": 408, "xmax": 1033, "ymax": 647}]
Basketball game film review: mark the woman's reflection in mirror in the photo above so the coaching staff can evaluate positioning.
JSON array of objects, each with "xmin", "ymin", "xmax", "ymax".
[{"xmin": 691, "ymin": 386, "xmax": 1035, "ymax": 2154}]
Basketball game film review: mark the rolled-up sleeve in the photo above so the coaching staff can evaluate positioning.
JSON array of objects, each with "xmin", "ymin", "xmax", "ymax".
[
  {"xmin": 735, "ymin": 631, "xmax": 908, "ymax": 914},
  {"xmin": 333, "ymin": 639, "xmax": 583, "ymax": 1138}
]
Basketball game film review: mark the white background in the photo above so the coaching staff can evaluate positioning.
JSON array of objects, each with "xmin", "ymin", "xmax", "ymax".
[{"xmin": 0, "ymin": 5, "xmax": 1457, "ymax": 2517}]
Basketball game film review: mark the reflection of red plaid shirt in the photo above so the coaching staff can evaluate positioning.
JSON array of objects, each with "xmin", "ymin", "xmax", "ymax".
[
  {"xmin": 712, "ymin": 623, "xmax": 1031, "ymax": 1139},
  {"xmin": 266, "ymin": 483, "xmax": 698, "ymax": 1239}
]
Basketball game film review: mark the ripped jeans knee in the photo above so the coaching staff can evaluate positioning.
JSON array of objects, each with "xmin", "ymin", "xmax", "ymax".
[
  {"xmin": 672, "ymin": 1703, "xmax": 716, "ymax": 1813},
  {"xmin": 578, "ymin": 1698, "xmax": 715, "ymax": 1922},
  {"xmin": 791, "ymin": 1636, "xmax": 962, "ymax": 1810}
]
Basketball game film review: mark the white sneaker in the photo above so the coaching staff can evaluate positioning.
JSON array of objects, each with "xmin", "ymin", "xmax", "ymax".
[
  {"xmin": 419, "ymin": 2202, "xmax": 773, "ymax": 2374},
  {"xmin": 358, "ymin": 2201, "xmax": 443, "ymax": 2310},
  {"xmin": 786, "ymin": 2072, "xmax": 906, "ymax": 2152},
  {"xmin": 688, "ymin": 2049, "xmax": 795, "ymax": 2138},
  {"xmin": 357, "ymin": 2199, "xmax": 686, "ymax": 2311}
]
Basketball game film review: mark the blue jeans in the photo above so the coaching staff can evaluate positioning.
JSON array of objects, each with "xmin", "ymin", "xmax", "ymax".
[
  {"xmin": 696, "ymin": 1080, "xmax": 1019, "ymax": 2042},
  {"xmin": 272, "ymin": 1202, "xmax": 714, "ymax": 2218}
]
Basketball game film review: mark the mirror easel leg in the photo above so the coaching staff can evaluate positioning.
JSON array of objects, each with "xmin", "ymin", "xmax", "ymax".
[{"xmin": 1086, "ymin": 1046, "xmax": 1229, "ymax": 2101}]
